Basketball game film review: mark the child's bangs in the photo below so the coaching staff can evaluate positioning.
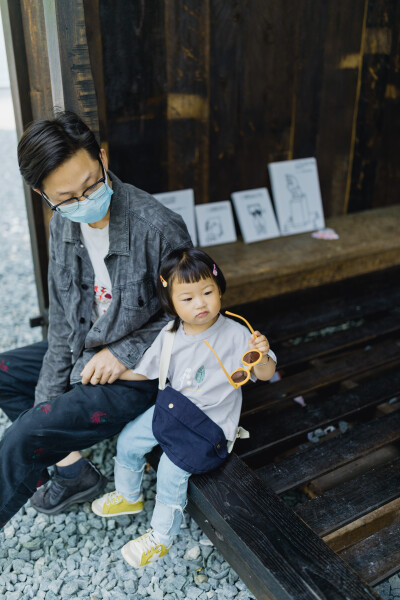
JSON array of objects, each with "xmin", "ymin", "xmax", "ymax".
[{"xmin": 174, "ymin": 260, "xmax": 212, "ymax": 285}]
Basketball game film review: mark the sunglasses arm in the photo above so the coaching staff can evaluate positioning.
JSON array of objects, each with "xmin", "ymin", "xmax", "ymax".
[
  {"xmin": 203, "ymin": 340, "xmax": 237, "ymax": 388},
  {"xmin": 225, "ymin": 310, "xmax": 255, "ymax": 335}
]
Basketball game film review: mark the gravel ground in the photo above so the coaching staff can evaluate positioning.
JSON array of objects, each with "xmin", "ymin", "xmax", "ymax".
[
  {"xmin": 0, "ymin": 107, "xmax": 396, "ymax": 599},
  {"xmin": 0, "ymin": 121, "xmax": 255, "ymax": 600}
]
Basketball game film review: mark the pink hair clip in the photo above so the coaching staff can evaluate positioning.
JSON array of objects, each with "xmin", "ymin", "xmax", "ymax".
[
  {"xmin": 212, "ymin": 264, "xmax": 218, "ymax": 276},
  {"xmin": 160, "ymin": 275, "xmax": 168, "ymax": 287}
]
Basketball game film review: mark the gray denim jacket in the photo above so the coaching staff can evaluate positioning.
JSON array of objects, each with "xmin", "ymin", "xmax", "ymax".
[{"xmin": 34, "ymin": 172, "xmax": 192, "ymax": 405}]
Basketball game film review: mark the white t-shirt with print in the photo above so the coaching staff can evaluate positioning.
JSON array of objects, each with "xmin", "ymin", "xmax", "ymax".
[
  {"xmin": 132, "ymin": 314, "xmax": 277, "ymax": 441},
  {"xmin": 80, "ymin": 223, "xmax": 112, "ymax": 322}
]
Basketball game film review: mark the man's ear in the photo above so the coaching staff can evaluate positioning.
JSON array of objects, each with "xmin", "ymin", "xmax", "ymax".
[{"xmin": 99, "ymin": 148, "xmax": 109, "ymax": 172}]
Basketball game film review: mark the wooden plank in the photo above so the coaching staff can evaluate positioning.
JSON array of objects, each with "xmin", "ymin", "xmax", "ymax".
[
  {"xmin": 82, "ymin": 0, "xmax": 108, "ymax": 146},
  {"xmin": 324, "ymin": 497, "xmax": 400, "ymax": 553},
  {"xmin": 257, "ymin": 410, "xmax": 400, "ymax": 494},
  {"xmin": 98, "ymin": 1, "xmax": 167, "ymax": 193},
  {"xmin": 339, "ymin": 520, "xmax": 400, "ymax": 585},
  {"xmin": 348, "ymin": 0, "xmax": 400, "ymax": 212},
  {"xmin": 43, "ymin": 0, "xmax": 100, "ymax": 138},
  {"xmin": 242, "ymin": 336, "xmax": 400, "ymax": 418},
  {"xmin": 243, "ymin": 266, "xmax": 400, "ymax": 344},
  {"xmin": 315, "ymin": 0, "xmax": 366, "ymax": 216},
  {"xmin": 305, "ymin": 444, "xmax": 400, "ymax": 495},
  {"xmin": 238, "ymin": 1, "xmax": 297, "ymax": 189},
  {"xmin": 275, "ymin": 310, "xmax": 400, "ymax": 368},
  {"xmin": 238, "ymin": 368, "xmax": 400, "ymax": 465},
  {"xmin": 165, "ymin": 0, "xmax": 210, "ymax": 203},
  {"xmin": 1, "ymin": 0, "xmax": 50, "ymax": 320},
  {"xmin": 214, "ymin": 205, "xmax": 400, "ymax": 306},
  {"xmin": 295, "ymin": 456, "xmax": 400, "ymax": 536},
  {"xmin": 187, "ymin": 453, "xmax": 381, "ymax": 600},
  {"xmin": 372, "ymin": 1, "xmax": 400, "ymax": 210}
]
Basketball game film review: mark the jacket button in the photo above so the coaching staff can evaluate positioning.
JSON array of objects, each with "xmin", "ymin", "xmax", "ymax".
[
  {"xmin": 168, "ymin": 403, "xmax": 174, "ymax": 409},
  {"xmin": 81, "ymin": 284, "xmax": 88, "ymax": 290},
  {"xmin": 217, "ymin": 444, "xmax": 221, "ymax": 449},
  {"xmin": 80, "ymin": 317, "xmax": 86, "ymax": 324}
]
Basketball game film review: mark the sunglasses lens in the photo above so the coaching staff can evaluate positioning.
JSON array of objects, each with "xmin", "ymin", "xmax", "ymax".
[
  {"xmin": 243, "ymin": 350, "xmax": 261, "ymax": 365},
  {"xmin": 232, "ymin": 370, "xmax": 248, "ymax": 383}
]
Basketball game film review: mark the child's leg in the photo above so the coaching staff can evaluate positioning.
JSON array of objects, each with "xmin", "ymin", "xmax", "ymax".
[
  {"xmin": 121, "ymin": 453, "xmax": 191, "ymax": 568},
  {"xmin": 92, "ymin": 405, "xmax": 158, "ymax": 517},
  {"xmin": 114, "ymin": 405, "xmax": 158, "ymax": 502},
  {"xmin": 151, "ymin": 452, "xmax": 191, "ymax": 539}
]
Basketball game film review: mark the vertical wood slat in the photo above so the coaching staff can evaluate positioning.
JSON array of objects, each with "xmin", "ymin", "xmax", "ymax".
[
  {"xmin": 98, "ymin": 1, "xmax": 167, "ymax": 193},
  {"xmin": 165, "ymin": 0, "xmax": 210, "ymax": 203},
  {"xmin": 43, "ymin": 0, "xmax": 100, "ymax": 141},
  {"xmin": 348, "ymin": 0, "xmax": 400, "ymax": 213},
  {"xmin": 0, "ymin": 0, "xmax": 50, "ymax": 315},
  {"xmin": 82, "ymin": 0, "xmax": 108, "ymax": 149},
  {"xmin": 315, "ymin": 0, "xmax": 367, "ymax": 216}
]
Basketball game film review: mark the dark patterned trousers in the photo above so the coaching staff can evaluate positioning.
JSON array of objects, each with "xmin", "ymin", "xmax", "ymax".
[{"xmin": 0, "ymin": 341, "xmax": 157, "ymax": 526}]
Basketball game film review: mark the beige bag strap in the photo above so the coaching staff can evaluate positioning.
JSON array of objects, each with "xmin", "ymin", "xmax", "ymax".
[{"xmin": 158, "ymin": 322, "xmax": 176, "ymax": 390}]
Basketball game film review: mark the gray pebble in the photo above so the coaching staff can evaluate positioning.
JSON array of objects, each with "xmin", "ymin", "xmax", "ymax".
[
  {"xmin": 186, "ymin": 586, "xmax": 203, "ymax": 599},
  {"xmin": 221, "ymin": 583, "xmax": 239, "ymax": 598}
]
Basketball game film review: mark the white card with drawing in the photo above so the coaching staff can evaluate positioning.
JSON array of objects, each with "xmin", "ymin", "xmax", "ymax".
[
  {"xmin": 268, "ymin": 158, "xmax": 325, "ymax": 235},
  {"xmin": 231, "ymin": 187, "xmax": 280, "ymax": 243},
  {"xmin": 195, "ymin": 201, "xmax": 237, "ymax": 247},
  {"xmin": 153, "ymin": 189, "xmax": 197, "ymax": 246}
]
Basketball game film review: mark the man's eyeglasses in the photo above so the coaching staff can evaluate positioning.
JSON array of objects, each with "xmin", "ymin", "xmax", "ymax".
[
  {"xmin": 204, "ymin": 311, "xmax": 263, "ymax": 389},
  {"xmin": 41, "ymin": 160, "xmax": 106, "ymax": 214}
]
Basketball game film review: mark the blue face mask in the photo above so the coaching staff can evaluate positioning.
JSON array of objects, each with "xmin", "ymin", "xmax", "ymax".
[{"xmin": 58, "ymin": 173, "xmax": 114, "ymax": 223}]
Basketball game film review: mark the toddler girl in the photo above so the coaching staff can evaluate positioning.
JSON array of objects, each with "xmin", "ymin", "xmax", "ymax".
[{"xmin": 92, "ymin": 247, "xmax": 276, "ymax": 567}]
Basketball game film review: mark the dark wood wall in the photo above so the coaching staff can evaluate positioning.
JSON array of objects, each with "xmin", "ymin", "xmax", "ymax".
[{"xmin": 94, "ymin": 0, "xmax": 400, "ymax": 217}]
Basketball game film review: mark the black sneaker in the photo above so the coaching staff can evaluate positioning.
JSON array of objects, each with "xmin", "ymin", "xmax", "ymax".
[{"xmin": 30, "ymin": 460, "xmax": 108, "ymax": 515}]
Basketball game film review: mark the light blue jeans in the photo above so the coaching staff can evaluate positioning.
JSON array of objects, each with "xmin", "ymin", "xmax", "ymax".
[{"xmin": 115, "ymin": 405, "xmax": 191, "ymax": 537}]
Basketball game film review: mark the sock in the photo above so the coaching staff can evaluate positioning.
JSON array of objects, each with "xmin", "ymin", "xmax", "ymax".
[
  {"xmin": 154, "ymin": 530, "xmax": 173, "ymax": 547},
  {"xmin": 55, "ymin": 458, "xmax": 86, "ymax": 479}
]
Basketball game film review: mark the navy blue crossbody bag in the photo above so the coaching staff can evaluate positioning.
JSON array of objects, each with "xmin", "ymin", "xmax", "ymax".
[{"xmin": 151, "ymin": 325, "xmax": 229, "ymax": 474}]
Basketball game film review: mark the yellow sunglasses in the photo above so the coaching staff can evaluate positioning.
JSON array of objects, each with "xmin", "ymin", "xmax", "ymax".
[{"xmin": 204, "ymin": 311, "xmax": 262, "ymax": 389}]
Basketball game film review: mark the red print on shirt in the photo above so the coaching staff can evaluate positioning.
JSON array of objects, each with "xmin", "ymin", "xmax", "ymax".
[{"xmin": 94, "ymin": 285, "xmax": 112, "ymax": 314}]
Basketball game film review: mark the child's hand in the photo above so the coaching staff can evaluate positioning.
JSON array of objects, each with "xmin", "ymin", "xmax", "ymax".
[{"xmin": 249, "ymin": 331, "xmax": 270, "ymax": 357}]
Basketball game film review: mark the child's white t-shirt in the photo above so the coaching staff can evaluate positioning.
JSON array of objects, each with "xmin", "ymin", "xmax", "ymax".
[
  {"xmin": 131, "ymin": 314, "xmax": 277, "ymax": 441},
  {"xmin": 80, "ymin": 223, "xmax": 112, "ymax": 321}
]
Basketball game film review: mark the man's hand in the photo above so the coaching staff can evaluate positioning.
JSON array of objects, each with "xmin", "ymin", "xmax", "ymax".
[{"xmin": 80, "ymin": 348, "xmax": 128, "ymax": 385}]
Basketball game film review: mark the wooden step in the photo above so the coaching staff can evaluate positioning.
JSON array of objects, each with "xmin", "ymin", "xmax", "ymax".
[
  {"xmin": 238, "ymin": 368, "xmax": 400, "ymax": 465},
  {"xmin": 339, "ymin": 520, "xmax": 400, "ymax": 585},
  {"xmin": 242, "ymin": 337, "xmax": 400, "ymax": 417},
  {"xmin": 187, "ymin": 453, "xmax": 381, "ymax": 600},
  {"xmin": 295, "ymin": 457, "xmax": 400, "ymax": 536},
  {"xmin": 274, "ymin": 310, "xmax": 400, "ymax": 368},
  {"xmin": 257, "ymin": 408, "xmax": 400, "ymax": 493}
]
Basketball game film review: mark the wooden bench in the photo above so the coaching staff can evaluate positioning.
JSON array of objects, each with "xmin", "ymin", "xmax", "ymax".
[{"xmin": 184, "ymin": 205, "xmax": 400, "ymax": 600}]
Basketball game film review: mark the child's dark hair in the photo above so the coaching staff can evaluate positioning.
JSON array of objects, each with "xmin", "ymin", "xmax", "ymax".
[{"xmin": 158, "ymin": 247, "xmax": 226, "ymax": 332}]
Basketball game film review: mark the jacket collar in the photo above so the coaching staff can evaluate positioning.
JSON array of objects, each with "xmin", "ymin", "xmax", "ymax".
[{"xmin": 61, "ymin": 171, "xmax": 130, "ymax": 256}]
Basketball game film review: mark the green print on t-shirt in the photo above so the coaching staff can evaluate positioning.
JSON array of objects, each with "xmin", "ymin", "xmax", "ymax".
[{"xmin": 195, "ymin": 365, "xmax": 205, "ymax": 384}]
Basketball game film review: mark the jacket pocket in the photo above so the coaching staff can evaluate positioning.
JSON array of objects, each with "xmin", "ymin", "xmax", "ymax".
[
  {"xmin": 55, "ymin": 267, "xmax": 72, "ymax": 292},
  {"xmin": 121, "ymin": 278, "xmax": 156, "ymax": 311}
]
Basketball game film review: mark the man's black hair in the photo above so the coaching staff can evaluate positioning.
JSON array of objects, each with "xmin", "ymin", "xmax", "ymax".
[
  {"xmin": 158, "ymin": 247, "xmax": 226, "ymax": 332},
  {"xmin": 17, "ymin": 110, "xmax": 100, "ymax": 190}
]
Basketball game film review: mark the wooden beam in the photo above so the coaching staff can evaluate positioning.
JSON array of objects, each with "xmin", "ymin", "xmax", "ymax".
[
  {"xmin": 0, "ymin": 0, "xmax": 50, "ymax": 320},
  {"xmin": 42, "ymin": 0, "xmax": 100, "ymax": 139},
  {"xmin": 188, "ymin": 453, "xmax": 382, "ymax": 599}
]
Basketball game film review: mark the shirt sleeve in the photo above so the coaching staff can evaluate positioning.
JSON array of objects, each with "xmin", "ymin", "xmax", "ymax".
[{"xmin": 130, "ymin": 327, "xmax": 166, "ymax": 379}]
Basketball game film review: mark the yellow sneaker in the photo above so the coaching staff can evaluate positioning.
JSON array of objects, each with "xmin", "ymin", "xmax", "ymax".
[
  {"xmin": 91, "ymin": 490, "xmax": 144, "ymax": 517},
  {"xmin": 121, "ymin": 529, "xmax": 172, "ymax": 568}
]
